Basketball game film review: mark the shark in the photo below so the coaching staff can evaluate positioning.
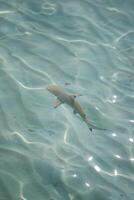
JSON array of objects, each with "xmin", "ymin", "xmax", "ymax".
[{"xmin": 47, "ymin": 84, "xmax": 107, "ymax": 132}]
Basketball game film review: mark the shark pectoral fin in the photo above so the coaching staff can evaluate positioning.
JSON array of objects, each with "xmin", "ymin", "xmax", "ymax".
[{"xmin": 54, "ymin": 99, "xmax": 62, "ymax": 108}]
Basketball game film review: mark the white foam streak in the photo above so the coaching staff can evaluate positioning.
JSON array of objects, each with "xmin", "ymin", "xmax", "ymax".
[
  {"xmin": 13, "ymin": 131, "xmax": 33, "ymax": 144},
  {"xmin": 13, "ymin": 78, "xmax": 46, "ymax": 90},
  {"xmin": 63, "ymin": 126, "xmax": 69, "ymax": 144},
  {"xmin": 19, "ymin": 181, "xmax": 27, "ymax": 200},
  {"xmin": 0, "ymin": 10, "xmax": 14, "ymax": 14},
  {"xmin": 115, "ymin": 31, "xmax": 134, "ymax": 43}
]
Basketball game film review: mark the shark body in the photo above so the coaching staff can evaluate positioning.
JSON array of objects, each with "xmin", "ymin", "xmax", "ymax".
[{"xmin": 47, "ymin": 84, "xmax": 106, "ymax": 132}]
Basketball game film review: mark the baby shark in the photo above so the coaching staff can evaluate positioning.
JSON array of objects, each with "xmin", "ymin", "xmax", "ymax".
[{"xmin": 47, "ymin": 84, "xmax": 106, "ymax": 132}]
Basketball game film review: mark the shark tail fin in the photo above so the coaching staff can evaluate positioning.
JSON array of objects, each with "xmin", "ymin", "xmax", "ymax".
[{"xmin": 84, "ymin": 117, "xmax": 107, "ymax": 132}]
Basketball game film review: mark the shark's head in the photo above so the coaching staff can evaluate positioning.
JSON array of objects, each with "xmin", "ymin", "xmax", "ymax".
[
  {"xmin": 47, "ymin": 84, "xmax": 63, "ymax": 96},
  {"xmin": 47, "ymin": 84, "xmax": 82, "ymax": 99},
  {"xmin": 47, "ymin": 85, "xmax": 57, "ymax": 92}
]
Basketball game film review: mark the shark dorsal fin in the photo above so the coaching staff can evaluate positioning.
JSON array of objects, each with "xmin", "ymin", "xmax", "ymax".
[{"xmin": 70, "ymin": 93, "xmax": 82, "ymax": 99}]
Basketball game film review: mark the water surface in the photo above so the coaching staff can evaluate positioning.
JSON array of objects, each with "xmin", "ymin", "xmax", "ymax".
[{"xmin": 0, "ymin": 0, "xmax": 134, "ymax": 199}]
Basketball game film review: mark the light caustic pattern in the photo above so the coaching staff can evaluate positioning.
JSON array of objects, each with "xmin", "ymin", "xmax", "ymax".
[{"xmin": 0, "ymin": 0, "xmax": 134, "ymax": 200}]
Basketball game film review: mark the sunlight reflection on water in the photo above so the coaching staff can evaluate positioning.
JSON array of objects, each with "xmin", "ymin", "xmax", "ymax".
[{"xmin": 0, "ymin": 0, "xmax": 134, "ymax": 200}]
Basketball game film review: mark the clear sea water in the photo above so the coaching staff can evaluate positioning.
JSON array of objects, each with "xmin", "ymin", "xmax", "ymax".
[{"xmin": 0, "ymin": 0, "xmax": 134, "ymax": 199}]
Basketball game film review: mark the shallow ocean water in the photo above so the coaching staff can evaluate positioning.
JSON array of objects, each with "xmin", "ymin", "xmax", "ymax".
[{"xmin": 0, "ymin": 0, "xmax": 134, "ymax": 199}]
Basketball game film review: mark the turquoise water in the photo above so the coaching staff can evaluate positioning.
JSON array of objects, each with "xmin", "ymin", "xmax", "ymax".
[{"xmin": 0, "ymin": 0, "xmax": 134, "ymax": 199}]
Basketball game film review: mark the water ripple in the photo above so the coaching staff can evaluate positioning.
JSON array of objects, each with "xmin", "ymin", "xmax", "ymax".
[{"xmin": 0, "ymin": 0, "xmax": 134, "ymax": 199}]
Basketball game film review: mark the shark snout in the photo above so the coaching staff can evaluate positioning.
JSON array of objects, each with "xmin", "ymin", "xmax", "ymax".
[
  {"xmin": 46, "ymin": 85, "xmax": 52, "ymax": 91},
  {"xmin": 46, "ymin": 85, "xmax": 57, "ymax": 92}
]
